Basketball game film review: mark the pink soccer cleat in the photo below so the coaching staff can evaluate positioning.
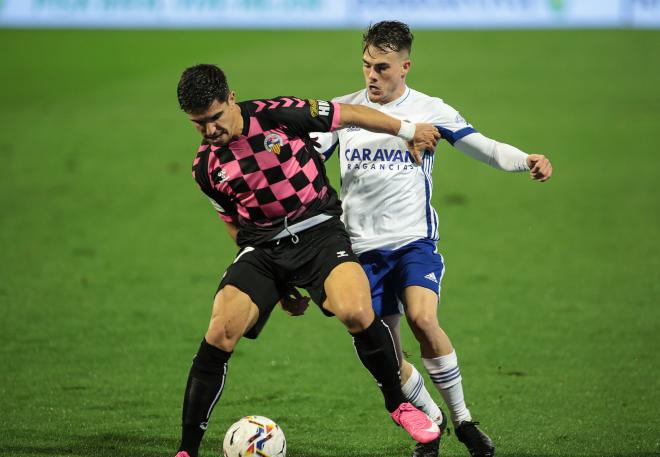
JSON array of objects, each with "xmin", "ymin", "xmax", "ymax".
[
  {"xmin": 391, "ymin": 402, "xmax": 440, "ymax": 444},
  {"xmin": 175, "ymin": 452, "xmax": 191, "ymax": 457}
]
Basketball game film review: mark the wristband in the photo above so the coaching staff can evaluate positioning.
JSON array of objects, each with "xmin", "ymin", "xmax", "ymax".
[{"xmin": 397, "ymin": 120, "xmax": 415, "ymax": 142}]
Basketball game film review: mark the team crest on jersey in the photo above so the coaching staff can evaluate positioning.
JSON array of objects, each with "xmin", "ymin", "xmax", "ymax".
[{"xmin": 264, "ymin": 133, "xmax": 284, "ymax": 154}]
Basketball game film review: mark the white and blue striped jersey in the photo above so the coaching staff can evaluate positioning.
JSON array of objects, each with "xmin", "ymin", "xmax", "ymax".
[{"xmin": 315, "ymin": 86, "xmax": 477, "ymax": 255}]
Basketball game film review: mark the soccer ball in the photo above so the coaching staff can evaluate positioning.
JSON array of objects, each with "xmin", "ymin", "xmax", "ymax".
[{"xmin": 222, "ymin": 415, "xmax": 286, "ymax": 457}]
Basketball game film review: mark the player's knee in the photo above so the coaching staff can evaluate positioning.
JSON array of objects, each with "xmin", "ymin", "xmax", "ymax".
[
  {"xmin": 333, "ymin": 300, "xmax": 374, "ymax": 331},
  {"xmin": 206, "ymin": 315, "xmax": 241, "ymax": 352},
  {"xmin": 409, "ymin": 312, "xmax": 441, "ymax": 336}
]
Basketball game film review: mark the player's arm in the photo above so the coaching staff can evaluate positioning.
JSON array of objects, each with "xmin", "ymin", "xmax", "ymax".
[
  {"xmin": 338, "ymin": 103, "xmax": 439, "ymax": 165},
  {"xmin": 224, "ymin": 221, "xmax": 239, "ymax": 243},
  {"xmin": 454, "ymin": 133, "xmax": 553, "ymax": 182}
]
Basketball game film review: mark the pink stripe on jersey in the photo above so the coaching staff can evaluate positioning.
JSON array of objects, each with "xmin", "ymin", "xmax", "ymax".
[
  {"xmin": 331, "ymin": 102, "xmax": 341, "ymax": 131},
  {"xmin": 242, "ymin": 170, "xmax": 267, "ymax": 190},
  {"xmin": 280, "ymin": 97, "xmax": 294, "ymax": 108},
  {"xmin": 248, "ymin": 116, "xmax": 263, "ymax": 137},
  {"xmin": 269, "ymin": 179, "xmax": 297, "ymax": 199},
  {"xmin": 293, "ymin": 97, "xmax": 305, "ymax": 108},
  {"xmin": 228, "ymin": 137, "xmax": 255, "ymax": 160},
  {"xmin": 254, "ymin": 150, "xmax": 281, "ymax": 170},
  {"xmin": 289, "ymin": 138, "xmax": 306, "ymax": 154},
  {"xmin": 253, "ymin": 100, "xmax": 267, "ymax": 112},
  {"xmin": 301, "ymin": 158, "xmax": 318, "ymax": 182},
  {"xmin": 260, "ymin": 201, "xmax": 287, "ymax": 219},
  {"xmin": 217, "ymin": 212, "xmax": 235, "ymax": 223}
]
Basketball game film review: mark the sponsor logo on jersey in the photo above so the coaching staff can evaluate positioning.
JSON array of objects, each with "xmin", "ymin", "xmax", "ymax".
[
  {"xmin": 347, "ymin": 125, "xmax": 361, "ymax": 132},
  {"xmin": 264, "ymin": 133, "xmax": 283, "ymax": 154},
  {"xmin": 309, "ymin": 99, "xmax": 330, "ymax": 117},
  {"xmin": 344, "ymin": 147, "xmax": 416, "ymax": 171},
  {"xmin": 425, "ymin": 272, "xmax": 438, "ymax": 283},
  {"xmin": 336, "ymin": 250, "xmax": 349, "ymax": 258},
  {"xmin": 213, "ymin": 167, "xmax": 228, "ymax": 183},
  {"xmin": 318, "ymin": 100, "xmax": 330, "ymax": 116},
  {"xmin": 309, "ymin": 99, "xmax": 319, "ymax": 117},
  {"xmin": 345, "ymin": 148, "xmax": 415, "ymax": 163}
]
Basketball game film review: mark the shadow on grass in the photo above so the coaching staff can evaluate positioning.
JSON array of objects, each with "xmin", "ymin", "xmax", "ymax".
[
  {"xmin": 3, "ymin": 434, "xmax": 658, "ymax": 457},
  {"xmin": 1, "ymin": 433, "xmax": 178, "ymax": 457}
]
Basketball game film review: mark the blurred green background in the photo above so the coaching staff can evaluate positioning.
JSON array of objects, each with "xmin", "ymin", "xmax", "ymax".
[{"xmin": 0, "ymin": 29, "xmax": 659, "ymax": 456}]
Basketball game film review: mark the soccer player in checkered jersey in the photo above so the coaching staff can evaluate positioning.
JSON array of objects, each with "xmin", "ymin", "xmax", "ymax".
[
  {"xmin": 173, "ymin": 64, "xmax": 446, "ymax": 457},
  {"xmin": 312, "ymin": 21, "xmax": 553, "ymax": 457}
]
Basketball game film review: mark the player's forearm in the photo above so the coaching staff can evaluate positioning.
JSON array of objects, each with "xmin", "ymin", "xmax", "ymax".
[
  {"xmin": 454, "ymin": 133, "xmax": 529, "ymax": 172},
  {"xmin": 338, "ymin": 103, "xmax": 408, "ymax": 137},
  {"xmin": 224, "ymin": 221, "xmax": 239, "ymax": 244}
]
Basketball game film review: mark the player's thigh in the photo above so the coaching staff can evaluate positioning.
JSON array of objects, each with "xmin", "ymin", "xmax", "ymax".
[
  {"xmin": 323, "ymin": 262, "xmax": 374, "ymax": 331},
  {"xmin": 206, "ymin": 285, "xmax": 260, "ymax": 351},
  {"xmin": 402, "ymin": 285, "xmax": 442, "ymax": 332},
  {"xmin": 215, "ymin": 246, "xmax": 282, "ymax": 342},
  {"xmin": 396, "ymin": 240, "xmax": 444, "ymax": 323}
]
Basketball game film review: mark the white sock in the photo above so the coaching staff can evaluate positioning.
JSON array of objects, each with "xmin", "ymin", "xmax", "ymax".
[
  {"xmin": 423, "ymin": 350, "xmax": 472, "ymax": 425},
  {"xmin": 401, "ymin": 363, "xmax": 444, "ymax": 425}
]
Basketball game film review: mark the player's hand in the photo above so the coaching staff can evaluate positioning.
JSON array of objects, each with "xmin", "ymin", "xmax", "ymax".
[
  {"xmin": 279, "ymin": 287, "xmax": 310, "ymax": 316},
  {"xmin": 408, "ymin": 123, "xmax": 441, "ymax": 165},
  {"xmin": 308, "ymin": 135, "xmax": 325, "ymax": 161},
  {"xmin": 527, "ymin": 154, "xmax": 553, "ymax": 182}
]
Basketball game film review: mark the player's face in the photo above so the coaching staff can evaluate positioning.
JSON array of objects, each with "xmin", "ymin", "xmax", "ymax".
[
  {"xmin": 187, "ymin": 93, "xmax": 240, "ymax": 146},
  {"xmin": 362, "ymin": 45, "xmax": 410, "ymax": 104}
]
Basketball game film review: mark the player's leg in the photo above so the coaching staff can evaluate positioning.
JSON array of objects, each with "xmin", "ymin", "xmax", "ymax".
[
  {"xmin": 402, "ymin": 285, "xmax": 467, "ymax": 419},
  {"xmin": 177, "ymin": 286, "xmax": 259, "ymax": 457},
  {"xmin": 177, "ymin": 248, "xmax": 280, "ymax": 457},
  {"xmin": 383, "ymin": 312, "xmax": 447, "ymax": 457},
  {"xmin": 323, "ymin": 262, "xmax": 404, "ymax": 411},
  {"xmin": 321, "ymin": 262, "xmax": 439, "ymax": 443},
  {"xmin": 360, "ymin": 247, "xmax": 445, "ymax": 444},
  {"xmin": 383, "ymin": 313, "xmax": 445, "ymax": 427},
  {"xmin": 404, "ymin": 286, "xmax": 494, "ymax": 456},
  {"xmin": 398, "ymin": 240, "xmax": 494, "ymax": 456}
]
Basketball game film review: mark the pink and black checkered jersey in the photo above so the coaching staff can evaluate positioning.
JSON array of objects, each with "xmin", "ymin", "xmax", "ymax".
[{"xmin": 192, "ymin": 96, "xmax": 343, "ymax": 246}]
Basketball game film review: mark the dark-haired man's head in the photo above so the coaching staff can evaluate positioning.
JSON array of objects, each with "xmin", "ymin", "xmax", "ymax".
[
  {"xmin": 177, "ymin": 64, "xmax": 242, "ymax": 146},
  {"xmin": 361, "ymin": 21, "xmax": 414, "ymax": 105}
]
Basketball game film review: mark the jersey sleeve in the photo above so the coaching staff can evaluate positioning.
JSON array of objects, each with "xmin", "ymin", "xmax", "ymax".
[
  {"xmin": 429, "ymin": 100, "xmax": 478, "ymax": 146},
  {"xmin": 192, "ymin": 146, "xmax": 239, "ymax": 224},
  {"xmin": 264, "ymin": 97, "xmax": 342, "ymax": 136}
]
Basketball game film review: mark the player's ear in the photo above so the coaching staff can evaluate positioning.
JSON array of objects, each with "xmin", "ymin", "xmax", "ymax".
[
  {"xmin": 227, "ymin": 90, "xmax": 236, "ymax": 105},
  {"xmin": 402, "ymin": 59, "xmax": 411, "ymax": 75}
]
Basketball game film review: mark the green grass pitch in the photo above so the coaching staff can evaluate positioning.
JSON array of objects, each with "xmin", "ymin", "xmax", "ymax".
[{"xmin": 0, "ymin": 29, "xmax": 659, "ymax": 457}]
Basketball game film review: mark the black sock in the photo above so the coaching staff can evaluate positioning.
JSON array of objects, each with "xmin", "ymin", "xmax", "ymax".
[
  {"xmin": 178, "ymin": 339, "xmax": 232, "ymax": 457},
  {"xmin": 351, "ymin": 318, "xmax": 406, "ymax": 413}
]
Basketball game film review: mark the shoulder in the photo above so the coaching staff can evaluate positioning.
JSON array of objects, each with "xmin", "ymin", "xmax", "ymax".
[
  {"xmin": 332, "ymin": 89, "xmax": 367, "ymax": 105},
  {"xmin": 404, "ymin": 87, "xmax": 467, "ymax": 125},
  {"xmin": 192, "ymin": 142, "xmax": 211, "ymax": 184},
  {"xmin": 406, "ymin": 88, "xmax": 453, "ymax": 115}
]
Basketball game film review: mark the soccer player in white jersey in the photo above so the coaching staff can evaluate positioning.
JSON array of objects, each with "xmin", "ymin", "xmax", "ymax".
[{"xmin": 311, "ymin": 21, "xmax": 553, "ymax": 457}]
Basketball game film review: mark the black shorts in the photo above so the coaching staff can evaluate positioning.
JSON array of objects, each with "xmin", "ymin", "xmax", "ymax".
[{"xmin": 217, "ymin": 217, "xmax": 359, "ymax": 339}]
